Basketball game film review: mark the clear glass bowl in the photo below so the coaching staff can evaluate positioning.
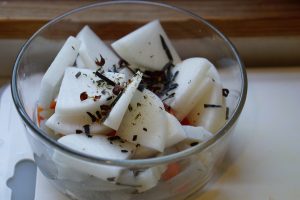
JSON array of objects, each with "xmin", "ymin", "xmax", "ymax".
[{"xmin": 11, "ymin": 1, "xmax": 247, "ymax": 200}]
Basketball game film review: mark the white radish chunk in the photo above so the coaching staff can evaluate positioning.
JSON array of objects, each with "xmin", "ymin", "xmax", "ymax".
[
  {"xmin": 119, "ymin": 67, "xmax": 134, "ymax": 82},
  {"xmin": 176, "ymin": 126, "xmax": 212, "ymax": 150},
  {"xmin": 54, "ymin": 134, "xmax": 135, "ymax": 181},
  {"xmin": 165, "ymin": 112, "xmax": 186, "ymax": 148},
  {"xmin": 117, "ymin": 165, "xmax": 167, "ymax": 193},
  {"xmin": 38, "ymin": 36, "xmax": 81, "ymax": 108},
  {"xmin": 104, "ymin": 71, "xmax": 143, "ymax": 130},
  {"xmin": 166, "ymin": 58, "xmax": 212, "ymax": 120},
  {"xmin": 46, "ymin": 113, "xmax": 112, "ymax": 136},
  {"xmin": 112, "ymin": 20, "xmax": 181, "ymax": 71},
  {"xmin": 133, "ymin": 146, "xmax": 158, "ymax": 159},
  {"xmin": 55, "ymin": 67, "xmax": 126, "ymax": 116},
  {"xmin": 207, "ymin": 63, "xmax": 221, "ymax": 83},
  {"xmin": 75, "ymin": 55, "xmax": 86, "ymax": 68},
  {"xmin": 187, "ymin": 81, "xmax": 226, "ymax": 133},
  {"xmin": 182, "ymin": 126, "xmax": 213, "ymax": 142},
  {"xmin": 117, "ymin": 89, "xmax": 167, "ymax": 152},
  {"xmin": 76, "ymin": 25, "xmax": 120, "ymax": 70}
]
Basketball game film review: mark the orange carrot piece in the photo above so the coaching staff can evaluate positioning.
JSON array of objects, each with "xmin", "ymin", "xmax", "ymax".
[
  {"xmin": 161, "ymin": 162, "xmax": 181, "ymax": 181},
  {"xmin": 49, "ymin": 100, "xmax": 56, "ymax": 109}
]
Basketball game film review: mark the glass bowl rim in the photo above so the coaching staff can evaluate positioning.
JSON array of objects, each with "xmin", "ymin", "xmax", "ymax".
[{"xmin": 11, "ymin": 0, "xmax": 247, "ymax": 167}]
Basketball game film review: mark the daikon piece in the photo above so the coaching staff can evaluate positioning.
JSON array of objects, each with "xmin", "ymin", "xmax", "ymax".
[
  {"xmin": 55, "ymin": 67, "xmax": 126, "ymax": 116},
  {"xmin": 182, "ymin": 126, "xmax": 213, "ymax": 143},
  {"xmin": 119, "ymin": 67, "xmax": 134, "ymax": 82},
  {"xmin": 165, "ymin": 112, "xmax": 186, "ymax": 148},
  {"xmin": 75, "ymin": 55, "xmax": 86, "ymax": 68},
  {"xmin": 132, "ymin": 146, "xmax": 158, "ymax": 159},
  {"xmin": 117, "ymin": 89, "xmax": 167, "ymax": 152},
  {"xmin": 165, "ymin": 58, "xmax": 212, "ymax": 120},
  {"xmin": 117, "ymin": 165, "xmax": 167, "ymax": 193},
  {"xmin": 176, "ymin": 126, "xmax": 212, "ymax": 150},
  {"xmin": 76, "ymin": 25, "xmax": 120, "ymax": 70},
  {"xmin": 46, "ymin": 113, "xmax": 112, "ymax": 136},
  {"xmin": 104, "ymin": 71, "xmax": 142, "ymax": 130},
  {"xmin": 187, "ymin": 81, "xmax": 226, "ymax": 133},
  {"xmin": 112, "ymin": 20, "xmax": 181, "ymax": 71},
  {"xmin": 38, "ymin": 36, "xmax": 81, "ymax": 108},
  {"xmin": 54, "ymin": 134, "xmax": 135, "ymax": 181}
]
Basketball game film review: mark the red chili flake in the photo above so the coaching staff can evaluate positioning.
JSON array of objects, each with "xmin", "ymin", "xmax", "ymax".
[
  {"xmin": 93, "ymin": 95, "xmax": 101, "ymax": 101},
  {"xmin": 180, "ymin": 117, "xmax": 190, "ymax": 125},
  {"xmin": 100, "ymin": 105, "xmax": 111, "ymax": 111},
  {"xmin": 106, "ymin": 131, "xmax": 116, "ymax": 137},
  {"xmin": 80, "ymin": 92, "xmax": 88, "ymax": 101},
  {"xmin": 112, "ymin": 85, "xmax": 124, "ymax": 95},
  {"xmin": 95, "ymin": 54, "xmax": 105, "ymax": 67}
]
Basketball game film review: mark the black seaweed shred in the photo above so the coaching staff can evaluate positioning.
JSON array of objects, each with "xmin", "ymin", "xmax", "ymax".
[
  {"xmin": 75, "ymin": 72, "xmax": 81, "ymax": 78},
  {"xmin": 226, "ymin": 106, "xmax": 229, "ymax": 120},
  {"xmin": 204, "ymin": 104, "xmax": 222, "ymax": 108},
  {"xmin": 160, "ymin": 34, "xmax": 173, "ymax": 62},
  {"xmin": 222, "ymin": 88, "xmax": 229, "ymax": 97},
  {"xmin": 190, "ymin": 142, "xmax": 199, "ymax": 146},
  {"xmin": 95, "ymin": 69, "xmax": 116, "ymax": 86},
  {"xmin": 86, "ymin": 112, "xmax": 97, "ymax": 122}
]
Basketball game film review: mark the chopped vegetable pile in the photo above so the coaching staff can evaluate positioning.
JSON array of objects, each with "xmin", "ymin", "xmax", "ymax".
[{"xmin": 37, "ymin": 20, "xmax": 229, "ymax": 193}]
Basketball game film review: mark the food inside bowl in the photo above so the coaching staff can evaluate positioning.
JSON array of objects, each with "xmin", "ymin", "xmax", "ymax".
[{"xmin": 36, "ymin": 20, "xmax": 229, "ymax": 192}]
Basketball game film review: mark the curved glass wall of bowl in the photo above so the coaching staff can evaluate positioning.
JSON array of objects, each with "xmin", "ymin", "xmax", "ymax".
[{"xmin": 11, "ymin": 1, "xmax": 247, "ymax": 200}]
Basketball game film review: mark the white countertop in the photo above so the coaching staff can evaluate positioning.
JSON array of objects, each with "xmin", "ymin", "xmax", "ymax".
[
  {"xmin": 1, "ymin": 67, "xmax": 300, "ymax": 200},
  {"xmin": 191, "ymin": 67, "xmax": 300, "ymax": 200}
]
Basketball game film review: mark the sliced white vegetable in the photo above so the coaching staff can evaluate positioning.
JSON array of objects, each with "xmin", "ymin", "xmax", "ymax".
[
  {"xmin": 75, "ymin": 55, "xmax": 86, "ymax": 68},
  {"xmin": 118, "ymin": 89, "xmax": 167, "ymax": 152},
  {"xmin": 112, "ymin": 20, "xmax": 181, "ymax": 71},
  {"xmin": 38, "ymin": 36, "xmax": 81, "ymax": 108},
  {"xmin": 46, "ymin": 113, "xmax": 112, "ymax": 135},
  {"xmin": 54, "ymin": 134, "xmax": 135, "ymax": 181},
  {"xmin": 55, "ymin": 67, "xmax": 126, "ymax": 116},
  {"xmin": 132, "ymin": 146, "xmax": 158, "ymax": 159},
  {"xmin": 187, "ymin": 81, "xmax": 226, "ymax": 133},
  {"xmin": 117, "ymin": 165, "xmax": 166, "ymax": 193},
  {"xmin": 165, "ymin": 58, "xmax": 212, "ymax": 120},
  {"xmin": 76, "ymin": 25, "xmax": 119, "ymax": 70},
  {"xmin": 182, "ymin": 126, "xmax": 213, "ymax": 142},
  {"xmin": 165, "ymin": 112, "xmax": 186, "ymax": 148},
  {"xmin": 119, "ymin": 67, "xmax": 134, "ymax": 82},
  {"xmin": 207, "ymin": 63, "xmax": 221, "ymax": 83},
  {"xmin": 176, "ymin": 126, "xmax": 212, "ymax": 150},
  {"xmin": 104, "ymin": 71, "xmax": 142, "ymax": 130}
]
